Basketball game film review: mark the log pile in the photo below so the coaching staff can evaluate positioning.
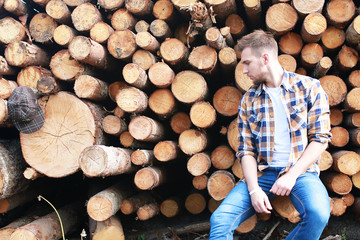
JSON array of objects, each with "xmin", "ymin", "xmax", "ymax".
[{"xmin": 0, "ymin": 0, "xmax": 360, "ymax": 238}]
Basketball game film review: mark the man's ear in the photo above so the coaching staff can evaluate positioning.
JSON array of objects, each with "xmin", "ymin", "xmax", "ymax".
[{"xmin": 263, "ymin": 53, "xmax": 269, "ymax": 64}]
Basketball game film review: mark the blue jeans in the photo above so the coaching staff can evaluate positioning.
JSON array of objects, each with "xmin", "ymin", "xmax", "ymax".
[{"xmin": 209, "ymin": 167, "xmax": 330, "ymax": 240}]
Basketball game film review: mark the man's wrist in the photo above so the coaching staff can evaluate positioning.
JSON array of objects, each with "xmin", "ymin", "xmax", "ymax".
[{"xmin": 249, "ymin": 187, "xmax": 262, "ymax": 196}]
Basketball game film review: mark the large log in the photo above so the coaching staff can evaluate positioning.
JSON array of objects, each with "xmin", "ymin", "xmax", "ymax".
[
  {"xmin": 153, "ymin": 140, "xmax": 179, "ymax": 162},
  {"xmin": 45, "ymin": 0, "xmax": 71, "ymax": 24},
  {"xmin": 325, "ymin": 0, "xmax": 356, "ymax": 29},
  {"xmin": 170, "ymin": 112, "xmax": 192, "ymax": 134},
  {"xmin": 53, "ymin": 25, "xmax": 78, "ymax": 47},
  {"xmin": 29, "ymin": 13, "xmax": 58, "ymax": 44},
  {"xmin": 188, "ymin": 45, "xmax": 218, "ymax": 74},
  {"xmin": 90, "ymin": 22, "xmax": 114, "ymax": 45},
  {"xmin": 116, "ymin": 87, "xmax": 148, "ymax": 113},
  {"xmin": 292, "ymin": 0, "xmax": 325, "ymax": 18},
  {"xmin": 321, "ymin": 26, "xmax": 345, "ymax": 52},
  {"xmin": 149, "ymin": 89, "xmax": 176, "ymax": 118},
  {"xmin": 134, "ymin": 166, "xmax": 165, "ymax": 190},
  {"xmin": 111, "ymin": 9, "xmax": 136, "ymax": 31},
  {"xmin": 207, "ymin": 170, "xmax": 235, "ymax": 201},
  {"xmin": 265, "ymin": 3, "xmax": 298, "ymax": 36},
  {"xmin": 189, "ymin": 101, "xmax": 216, "ymax": 128},
  {"xmin": 331, "ymin": 150, "xmax": 360, "ymax": 175},
  {"xmin": 178, "ymin": 129, "xmax": 207, "ymax": 155},
  {"xmin": 301, "ymin": 12, "xmax": 327, "ymax": 43},
  {"xmin": 187, "ymin": 152, "xmax": 211, "ymax": 176},
  {"xmin": 329, "ymin": 126, "xmax": 349, "ymax": 148},
  {"xmin": 92, "ymin": 216, "xmax": 125, "ymax": 240},
  {"xmin": 321, "ymin": 172, "xmax": 353, "ymax": 195},
  {"xmin": 0, "ymin": 17, "xmax": 26, "ymax": 45},
  {"xmin": 74, "ymin": 75, "xmax": 109, "ymax": 102},
  {"xmin": 279, "ymin": 32, "xmax": 303, "ymax": 56},
  {"xmin": 160, "ymin": 38, "xmax": 188, "ymax": 66},
  {"xmin": 184, "ymin": 192, "xmax": 206, "ymax": 215},
  {"xmin": 0, "ymin": 79, "xmax": 17, "ymax": 99},
  {"xmin": 107, "ymin": 30, "xmax": 137, "ymax": 60},
  {"xmin": 17, "ymin": 66, "xmax": 52, "ymax": 89},
  {"xmin": 132, "ymin": 49, "xmax": 156, "ymax": 71},
  {"xmin": 319, "ymin": 75, "xmax": 347, "ymax": 107},
  {"xmin": 71, "ymin": 3, "xmax": 102, "ymax": 32},
  {"xmin": 211, "ymin": 145, "xmax": 235, "ymax": 170}
]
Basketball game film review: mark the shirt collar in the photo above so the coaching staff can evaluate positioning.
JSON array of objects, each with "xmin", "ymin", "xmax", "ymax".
[{"xmin": 254, "ymin": 69, "xmax": 295, "ymax": 97}]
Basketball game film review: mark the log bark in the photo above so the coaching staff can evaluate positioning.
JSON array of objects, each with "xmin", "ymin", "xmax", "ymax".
[
  {"xmin": 79, "ymin": 145, "xmax": 133, "ymax": 177},
  {"xmin": 0, "ymin": 17, "xmax": 26, "ymax": 45},
  {"xmin": 120, "ymin": 192, "xmax": 154, "ymax": 215},
  {"xmin": 265, "ymin": 3, "xmax": 298, "ymax": 36},
  {"xmin": 136, "ymin": 31, "xmax": 160, "ymax": 53},
  {"xmin": 92, "ymin": 216, "xmax": 125, "ymax": 240},
  {"xmin": 17, "ymin": 66, "xmax": 51, "ymax": 89},
  {"xmin": 300, "ymin": 42, "xmax": 323, "ymax": 68},
  {"xmin": 319, "ymin": 150, "xmax": 333, "ymax": 171},
  {"xmin": 329, "ymin": 126, "xmax": 349, "ymax": 148},
  {"xmin": 278, "ymin": 54, "xmax": 297, "ymax": 72},
  {"xmin": 187, "ymin": 152, "xmax": 211, "ymax": 176},
  {"xmin": 160, "ymin": 38, "xmax": 188, "ymax": 66},
  {"xmin": 243, "ymin": 0, "xmax": 263, "ymax": 29},
  {"xmin": 125, "ymin": 0, "xmax": 153, "ymax": 16},
  {"xmin": 4, "ymin": 0, "xmax": 28, "ymax": 16},
  {"xmin": 102, "ymin": 115, "xmax": 127, "ymax": 137},
  {"xmin": 205, "ymin": 27, "xmax": 226, "ymax": 50},
  {"xmin": 45, "ymin": 0, "xmax": 71, "ymax": 24},
  {"xmin": 332, "ymin": 150, "xmax": 360, "ymax": 175},
  {"xmin": 160, "ymin": 198, "xmax": 181, "ymax": 218},
  {"xmin": 111, "ymin": 9, "xmax": 136, "ymax": 31},
  {"xmin": 53, "ymin": 25, "xmax": 78, "ymax": 47},
  {"xmin": 218, "ymin": 47, "xmax": 237, "ymax": 72},
  {"xmin": 184, "ymin": 192, "xmax": 206, "ymax": 215},
  {"xmin": 220, "ymin": 26, "xmax": 234, "ymax": 47},
  {"xmin": 0, "ymin": 79, "xmax": 17, "ymax": 99},
  {"xmin": 90, "ymin": 22, "xmax": 114, "ymax": 45},
  {"xmin": 272, "ymin": 196, "xmax": 300, "ymax": 223},
  {"xmin": 207, "ymin": 170, "xmax": 235, "ymax": 201},
  {"xmin": 335, "ymin": 45, "xmax": 359, "ymax": 72},
  {"xmin": 349, "ymin": 128, "xmax": 360, "ymax": 147},
  {"xmin": 170, "ymin": 0, "xmax": 196, "ymax": 19},
  {"xmin": 344, "ymin": 88, "xmax": 360, "ymax": 111},
  {"xmin": 71, "ymin": 3, "xmax": 102, "ymax": 32},
  {"xmin": 131, "ymin": 149, "xmax": 154, "ymax": 166},
  {"xmin": 179, "ymin": 129, "xmax": 207, "ymax": 155},
  {"xmin": 148, "ymin": 62, "xmax": 175, "ymax": 88},
  {"xmin": 37, "ymin": 76, "xmax": 64, "ymax": 95},
  {"xmin": 279, "ymin": 32, "xmax": 303, "ymax": 56},
  {"xmin": 346, "ymin": 15, "xmax": 360, "ymax": 47},
  {"xmin": 134, "ymin": 166, "xmax": 165, "ymax": 190},
  {"xmin": 192, "ymin": 175, "xmax": 208, "ymax": 190},
  {"xmin": 97, "ymin": 0, "xmax": 124, "ymax": 12},
  {"xmin": 107, "ymin": 29, "xmax": 137, "ymax": 60},
  {"xmin": 211, "ymin": 145, "xmax": 235, "ymax": 170},
  {"xmin": 292, "ymin": 0, "xmax": 325, "ymax": 18},
  {"xmin": 313, "ymin": 56, "xmax": 332, "ymax": 78},
  {"xmin": 87, "ymin": 183, "xmax": 133, "ymax": 221},
  {"xmin": 74, "ymin": 75, "xmax": 109, "ymax": 102},
  {"xmin": 170, "ymin": 112, "xmax": 192, "ymax": 134},
  {"xmin": 20, "ymin": 91, "xmax": 106, "ymax": 178},
  {"xmin": 301, "ymin": 12, "xmax": 327, "ymax": 43},
  {"xmin": 128, "ymin": 116, "xmax": 164, "ymax": 142},
  {"xmin": 321, "ymin": 26, "xmax": 345, "ymax": 52},
  {"xmin": 321, "ymin": 172, "xmax": 352, "ymax": 195},
  {"xmin": 325, "ymin": 0, "xmax": 356, "ymax": 29},
  {"xmin": 319, "ymin": 75, "xmax": 347, "ymax": 107},
  {"xmin": 189, "ymin": 101, "xmax": 216, "ymax": 128},
  {"xmin": 137, "ymin": 202, "xmax": 160, "ymax": 220},
  {"xmin": 153, "ymin": 140, "xmax": 179, "ymax": 162},
  {"xmin": 188, "ymin": 45, "xmax": 218, "ymax": 74},
  {"xmin": 204, "ymin": 0, "xmax": 236, "ymax": 21},
  {"xmin": 116, "ymin": 87, "xmax": 148, "ymax": 113},
  {"xmin": 132, "ymin": 49, "xmax": 157, "ymax": 71}
]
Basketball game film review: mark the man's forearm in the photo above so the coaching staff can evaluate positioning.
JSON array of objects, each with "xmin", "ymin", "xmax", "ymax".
[{"xmin": 241, "ymin": 155, "xmax": 259, "ymax": 192}]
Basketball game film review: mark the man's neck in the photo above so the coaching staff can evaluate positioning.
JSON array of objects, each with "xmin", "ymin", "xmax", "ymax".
[{"xmin": 265, "ymin": 62, "xmax": 284, "ymax": 88}]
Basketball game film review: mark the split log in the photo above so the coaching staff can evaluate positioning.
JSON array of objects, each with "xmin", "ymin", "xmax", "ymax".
[
  {"xmin": 330, "ymin": 197, "xmax": 347, "ymax": 216},
  {"xmin": 37, "ymin": 76, "xmax": 64, "ymax": 95},
  {"xmin": 319, "ymin": 150, "xmax": 333, "ymax": 171},
  {"xmin": 235, "ymin": 214, "xmax": 257, "ymax": 233},
  {"xmin": 149, "ymin": 19, "xmax": 171, "ymax": 41},
  {"xmin": 108, "ymin": 81, "xmax": 127, "ymax": 102},
  {"xmin": 325, "ymin": 0, "xmax": 356, "ymax": 29},
  {"xmin": 349, "ymin": 128, "xmax": 360, "ymax": 147},
  {"xmin": 225, "ymin": 14, "xmax": 246, "ymax": 39},
  {"xmin": 272, "ymin": 196, "xmax": 300, "ymax": 223},
  {"xmin": 207, "ymin": 170, "xmax": 235, "ymax": 201},
  {"xmin": 134, "ymin": 20, "xmax": 150, "ymax": 33},
  {"xmin": 184, "ymin": 192, "xmax": 206, "ymax": 215},
  {"xmin": 160, "ymin": 198, "xmax": 181, "ymax": 218},
  {"xmin": 234, "ymin": 62, "xmax": 253, "ymax": 93},
  {"xmin": 148, "ymin": 62, "xmax": 174, "ymax": 88},
  {"xmin": 90, "ymin": 22, "xmax": 114, "ymax": 45},
  {"xmin": 331, "ymin": 150, "xmax": 360, "ymax": 175},
  {"xmin": 335, "ymin": 45, "xmax": 359, "ymax": 72},
  {"xmin": 71, "ymin": 3, "xmax": 102, "ymax": 32},
  {"xmin": 330, "ymin": 108, "xmax": 343, "ymax": 126},
  {"xmin": 136, "ymin": 32, "xmax": 160, "ymax": 53},
  {"xmin": 74, "ymin": 75, "xmax": 109, "ymax": 102},
  {"xmin": 23, "ymin": 167, "xmax": 44, "ymax": 180},
  {"xmin": 120, "ymin": 192, "xmax": 154, "ymax": 215},
  {"xmin": 205, "ymin": 27, "xmax": 226, "ymax": 50},
  {"xmin": 17, "ymin": 66, "xmax": 52, "ymax": 89},
  {"xmin": 153, "ymin": 0, "xmax": 176, "ymax": 23},
  {"xmin": 3, "ymin": 0, "xmax": 28, "ymax": 16},
  {"xmin": 111, "ymin": 9, "xmax": 136, "ymax": 31},
  {"xmin": 301, "ymin": 12, "xmax": 327, "ymax": 43},
  {"xmin": 116, "ymin": 87, "xmax": 148, "ymax": 113},
  {"xmin": 321, "ymin": 172, "xmax": 352, "ymax": 195},
  {"xmin": 45, "ymin": 0, "xmax": 71, "ymax": 24},
  {"xmin": 160, "ymin": 38, "xmax": 188, "ymax": 66},
  {"xmin": 192, "ymin": 175, "xmax": 208, "ymax": 190},
  {"xmin": 178, "ymin": 129, "xmax": 207, "ymax": 155},
  {"xmin": 313, "ymin": 56, "xmax": 332, "ymax": 78},
  {"xmin": 171, "ymin": 70, "xmax": 208, "ymax": 104},
  {"xmin": 10, "ymin": 203, "xmax": 81, "ymax": 240},
  {"xmin": 265, "ymin": 3, "xmax": 298, "ymax": 36},
  {"xmin": 97, "ymin": 0, "xmax": 124, "ymax": 12},
  {"xmin": 348, "ymin": 70, "xmax": 360, "ymax": 88},
  {"xmin": 187, "ymin": 152, "xmax": 211, "ymax": 176},
  {"xmin": 346, "ymin": 15, "xmax": 360, "ymax": 47},
  {"xmin": 125, "ymin": 0, "xmax": 153, "ymax": 16},
  {"xmin": 92, "ymin": 216, "xmax": 125, "ymax": 240},
  {"xmin": 153, "ymin": 141, "xmax": 179, "ymax": 162},
  {"xmin": 300, "ymin": 43, "xmax": 323, "ymax": 68},
  {"xmin": 79, "ymin": 145, "xmax": 133, "ymax": 177},
  {"xmin": 0, "ymin": 17, "xmax": 26, "ymax": 45},
  {"xmin": 321, "ymin": 26, "xmax": 345, "ymax": 52},
  {"xmin": 344, "ymin": 88, "xmax": 360, "ymax": 111},
  {"xmin": 107, "ymin": 29, "xmax": 137, "ymax": 60},
  {"xmin": 227, "ymin": 118, "xmax": 240, "ymax": 152},
  {"xmin": 211, "ymin": 145, "xmax": 235, "ymax": 170},
  {"xmin": 53, "ymin": 25, "xmax": 78, "ymax": 47},
  {"xmin": 102, "ymin": 115, "xmax": 127, "ymax": 137},
  {"xmin": 5, "ymin": 41, "xmax": 50, "ymax": 68},
  {"xmin": 131, "ymin": 149, "xmax": 154, "ymax": 167},
  {"xmin": 243, "ymin": 0, "xmax": 263, "ymax": 29},
  {"xmin": 329, "ymin": 126, "xmax": 349, "ymax": 148},
  {"xmin": 170, "ymin": 112, "xmax": 192, "ymax": 134},
  {"xmin": 132, "ymin": 49, "xmax": 156, "ymax": 71},
  {"xmin": 189, "ymin": 101, "xmax": 216, "ymax": 128},
  {"xmin": 0, "ymin": 79, "xmax": 17, "ymax": 99},
  {"xmin": 137, "ymin": 202, "xmax": 160, "ymax": 220},
  {"xmin": 0, "ymin": 139, "xmax": 30, "ymax": 200},
  {"xmin": 278, "ymin": 54, "xmax": 297, "ymax": 72},
  {"xmin": 87, "ymin": 183, "xmax": 133, "ymax": 221},
  {"xmin": 29, "ymin": 13, "xmax": 58, "ymax": 44},
  {"xmin": 188, "ymin": 45, "xmax": 218, "ymax": 74},
  {"xmin": 279, "ymin": 32, "xmax": 303, "ymax": 56},
  {"xmin": 20, "ymin": 91, "xmax": 106, "ymax": 178},
  {"xmin": 218, "ymin": 47, "xmax": 237, "ymax": 72},
  {"xmin": 134, "ymin": 166, "xmax": 165, "ymax": 190},
  {"xmin": 69, "ymin": 36, "xmax": 115, "ymax": 70},
  {"xmin": 319, "ymin": 75, "xmax": 347, "ymax": 107}
]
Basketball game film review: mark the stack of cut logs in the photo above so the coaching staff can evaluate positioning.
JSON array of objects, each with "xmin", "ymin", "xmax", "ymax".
[{"xmin": 0, "ymin": 0, "xmax": 360, "ymax": 238}]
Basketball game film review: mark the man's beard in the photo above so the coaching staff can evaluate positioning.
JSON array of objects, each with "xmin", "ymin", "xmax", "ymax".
[{"xmin": 252, "ymin": 77, "xmax": 266, "ymax": 86}]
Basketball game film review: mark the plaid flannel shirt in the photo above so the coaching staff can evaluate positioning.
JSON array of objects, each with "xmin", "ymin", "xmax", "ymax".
[{"xmin": 236, "ymin": 70, "xmax": 332, "ymax": 175}]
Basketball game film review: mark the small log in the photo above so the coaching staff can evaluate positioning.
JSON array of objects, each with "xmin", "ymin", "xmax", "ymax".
[
  {"xmin": 342, "ymin": 193, "xmax": 355, "ymax": 207},
  {"xmin": 87, "ymin": 183, "xmax": 133, "ymax": 221},
  {"xmin": 153, "ymin": 140, "xmax": 179, "ymax": 162},
  {"xmin": 10, "ymin": 203, "xmax": 81, "ymax": 240},
  {"xmin": 178, "ymin": 129, "xmax": 207, "ymax": 155},
  {"xmin": 205, "ymin": 27, "xmax": 226, "ymax": 50},
  {"xmin": 115, "ymin": 87, "xmax": 148, "ymax": 113},
  {"xmin": 344, "ymin": 88, "xmax": 360, "ymax": 111},
  {"xmin": 17, "ymin": 66, "xmax": 52, "ymax": 89},
  {"xmin": 329, "ymin": 126, "xmax": 349, "ymax": 148},
  {"xmin": 227, "ymin": 118, "xmax": 240, "ymax": 152},
  {"xmin": 235, "ymin": 62, "xmax": 253, "ymax": 93},
  {"xmin": 79, "ymin": 145, "xmax": 133, "ymax": 177},
  {"xmin": 132, "ymin": 49, "xmax": 156, "ymax": 71},
  {"xmin": 0, "ymin": 56, "xmax": 17, "ymax": 76},
  {"xmin": 111, "ymin": 9, "xmax": 136, "ymax": 31},
  {"xmin": 204, "ymin": 0, "xmax": 236, "ymax": 21},
  {"xmin": 62, "ymin": 0, "xmax": 91, "ymax": 7},
  {"xmin": 272, "ymin": 196, "xmax": 300, "ymax": 223},
  {"xmin": 131, "ymin": 149, "xmax": 154, "ymax": 166},
  {"xmin": 184, "ymin": 192, "xmax": 206, "ymax": 215},
  {"xmin": 4, "ymin": 0, "xmax": 28, "ymax": 16},
  {"xmin": 0, "ymin": 17, "xmax": 26, "ymax": 45},
  {"xmin": 346, "ymin": 15, "xmax": 360, "ymax": 47},
  {"xmin": 120, "ymin": 192, "xmax": 154, "ymax": 215},
  {"xmin": 325, "ymin": 0, "xmax": 356, "ymax": 29},
  {"xmin": 128, "ymin": 116, "xmax": 164, "ymax": 142},
  {"xmin": 188, "ymin": 45, "xmax": 218, "ymax": 74},
  {"xmin": 348, "ymin": 70, "xmax": 360, "ymax": 88},
  {"xmin": 330, "ymin": 197, "xmax": 347, "ymax": 216},
  {"xmin": 74, "ymin": 75, "xmax": 109, "ymax": 102},
  {"xmin": 231, "ymin": 159, "xmax": 244, "ymax": 179},
  {"xmin": 332, "ymin": 150, "xmax": 360, "ymax": 175},
  {"xmin": 321, "ymin": 26, "xmax": 345, "ymax": 52},
  {"xmin": 102, "ymin": 115, "xmax": 127, "ymax": 137},
  {"xmin": 71, "ymin": 3, "xmax": 102, "ymax": 32},
  {"xmin": 23, "ymin": 167, "xmax": 44, "ymax": 180},
  {"xmin": 45, "ymin": 0, "xmax": 71, "ymax": 24},
  {"xmin": 321, "ymin": 172, "xmax": 352, "ymax": 195},
  {"xmin": 5, "ymin": 41, "xmax": 50, "ymax": 68},
  {"xmin": 153, "ymin": 0, "xmax": 176, "ymax": 23},
  {"xmin": 319, "ymin": 150, "xmax": 333, "ymax": 171},
  {"xmin": 160, "ymin": 198, "xmax": 181, "ymax": 218},
  {"xmin": 292, "ymin": 0, "xmax": 325, "ymax": 18},
  {"xmin": 170, "ymin": 112, "xmax": 192, "ymax": 134},
  {"xmin": 335, "ymin": 45, "xmax": 359, "ymax": 72},
  {"xmin": 279, "ymin": 32, "xmax": 303, "ymax": 56},
  {"xmin": 218, "ymin": 47, "xmax": 237, "ymax": 72},
  {"xmin": 189, "ymin": 101, "xmax": 216, "ymax": 128},
  {"xmin": 137, "ymin": 202, "xmax": 160, "ymax": 220},
  {"xmin": 278, "ymin": 54, "xmax": 297, "ymax": 72},
  {"xmin": 296, "ymin": 67, "xmax": 307, "ymax": 75},
  {"xmin": 243, "ymin": 0, "xmax": 263, "ymax": 29},
  {"xmin": 319, "ymin": 75, "xmax": 347, "ymax": 107},
  {"xmin": 37, "ymin": 75, "xmax": 64, "ymax": 95},
  {"xmin": 349, "ymin": 128, "xmax": 360, "ymax": 147},
  {"xmin": 53, "ymin": 25, "xmax": 78, "ymax": 47},
  {"xmin": 120, "ymin": 131, "xmax": 149, "ymax": 149},
  {"xmin": 193, "ymin": 175, "xmax": 208, "ymax": 190},
  {"xmin": 187, "ymin": 152, "xmax": 211, "ymax": 176},
  {"xmin": 330, "ymin": 108, "xmax": 343, "ymax": 126},
  {"xmin": 345, "ymin": 113, "xmax": 360, "ymax": 129},
  {"xmin": 134, "ymin": 166, "xmax": 165, "ymax": 190},
  {"xmin": 69, "ymin": 36, "xmax": 115, "ymax": 70},
  {"xmin": 160, "ymin": 38, "xmax": 188, "ymax": 66},
  {"xmin": 92, "ymin": 216, "xmax": 125, "ymax": 240},
  {"xmin": 134, "ymin": 20, "xmax": 150, "ymax": 33},
  {"xmin": 313, "ymin": 56, "xmax": 332, "ymax": 78},
  {"xmin": 107, "ymin": 29, "xmax": 137, "ymax": 60},
  {"xmin": 171, "ymin": 70, "xmax": 208, "ymax": 104},
  {"xmin": 125, "ymin": 0, "xmax": 153, "ymax": 16},
  {"xmin": 301, "ymin": 12, "xmax": 327, "ymax": 43},
  {"xmin": 136, "ymin": 32, "xmax": 160, "ymax": 53},
  {"xmin": 97, "ymin": 0, "xmax": 124, "ymax": 12},
  {"xmin": 353, "ymin": 171, "xmax": 360, "ymax": 190},
  {"xmin": 207, "ymin": 170, "xmax": 235, "ymax": 201},
  {"xmin": 0, "ymin": 78, "xmax": 17, "ymax": 99},
  {"xmin": 108, "ymin": 81, "xmax": 127, "ymax": 102},
  {"xmin": 265, "ymin": 3, "xmax": 298, "ymax": 36},
  {"xmin": 29, "ymin": 13, "xmax": 58, "ymax": 44},
  {"xmin": 90, "ymin": 22, "xmax": 114, "ymax": 44},
  {"xmin": 235, "ymin": 214, "xmax": 257, "ymax": 233},
  {"xmin": 208, "ymin": 197, "xmax": 221, "ymax": 213},
  {"xmin": 148, "ymin": 62, "xmax": 175, "ymax": 88},
  {"xmin": 300, "ymin": 42, "xmax": 323, "ymax": 68},
  {"xmin": 211, "ymin": 145, "xmax": 235, "ymax": 170},
  {"xmin": 225, "ymin": 14, "xmax": 246, "ymax": 39},
  {"xmin": 149, "ymin": 89, "xmax": 176, "ymax": 118},
  {"xmin": 220, "ymin": 26, "xmax": 234, "ymax": 47}
]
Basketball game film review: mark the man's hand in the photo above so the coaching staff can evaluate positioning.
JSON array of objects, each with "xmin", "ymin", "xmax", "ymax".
[
  {"xmin": 250, "ymin": 189, "xmax": 272, "ymax": 214},
  {"xmin": 270, "ymin": 173, "xmax": 297, "ymax": 196}
]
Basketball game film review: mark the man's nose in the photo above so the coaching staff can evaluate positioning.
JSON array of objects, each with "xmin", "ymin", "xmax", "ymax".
[{"xmin": 243, "ymin": 65, "xmax": 248, "ymax": 74}]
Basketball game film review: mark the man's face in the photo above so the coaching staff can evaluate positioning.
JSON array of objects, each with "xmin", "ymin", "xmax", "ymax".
[{"xmin": 240, "ymin": 47, "xmax": 267, "ymax": 85}]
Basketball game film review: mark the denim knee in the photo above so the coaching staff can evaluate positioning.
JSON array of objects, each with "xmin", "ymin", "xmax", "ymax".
[{"xmin": 304, "ymin": 203, "xmax": 330, "ymax": 227}]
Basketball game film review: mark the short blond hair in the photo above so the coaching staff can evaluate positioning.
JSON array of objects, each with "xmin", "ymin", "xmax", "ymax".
[{"xmin": 236, "ymin": 30, "xmax": 278, "ymax": 57}]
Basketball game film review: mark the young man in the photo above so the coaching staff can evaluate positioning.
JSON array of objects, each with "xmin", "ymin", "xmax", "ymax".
[{"xmin": 209, "ymin": 30, "xmax": 332, "ymax": 240}]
